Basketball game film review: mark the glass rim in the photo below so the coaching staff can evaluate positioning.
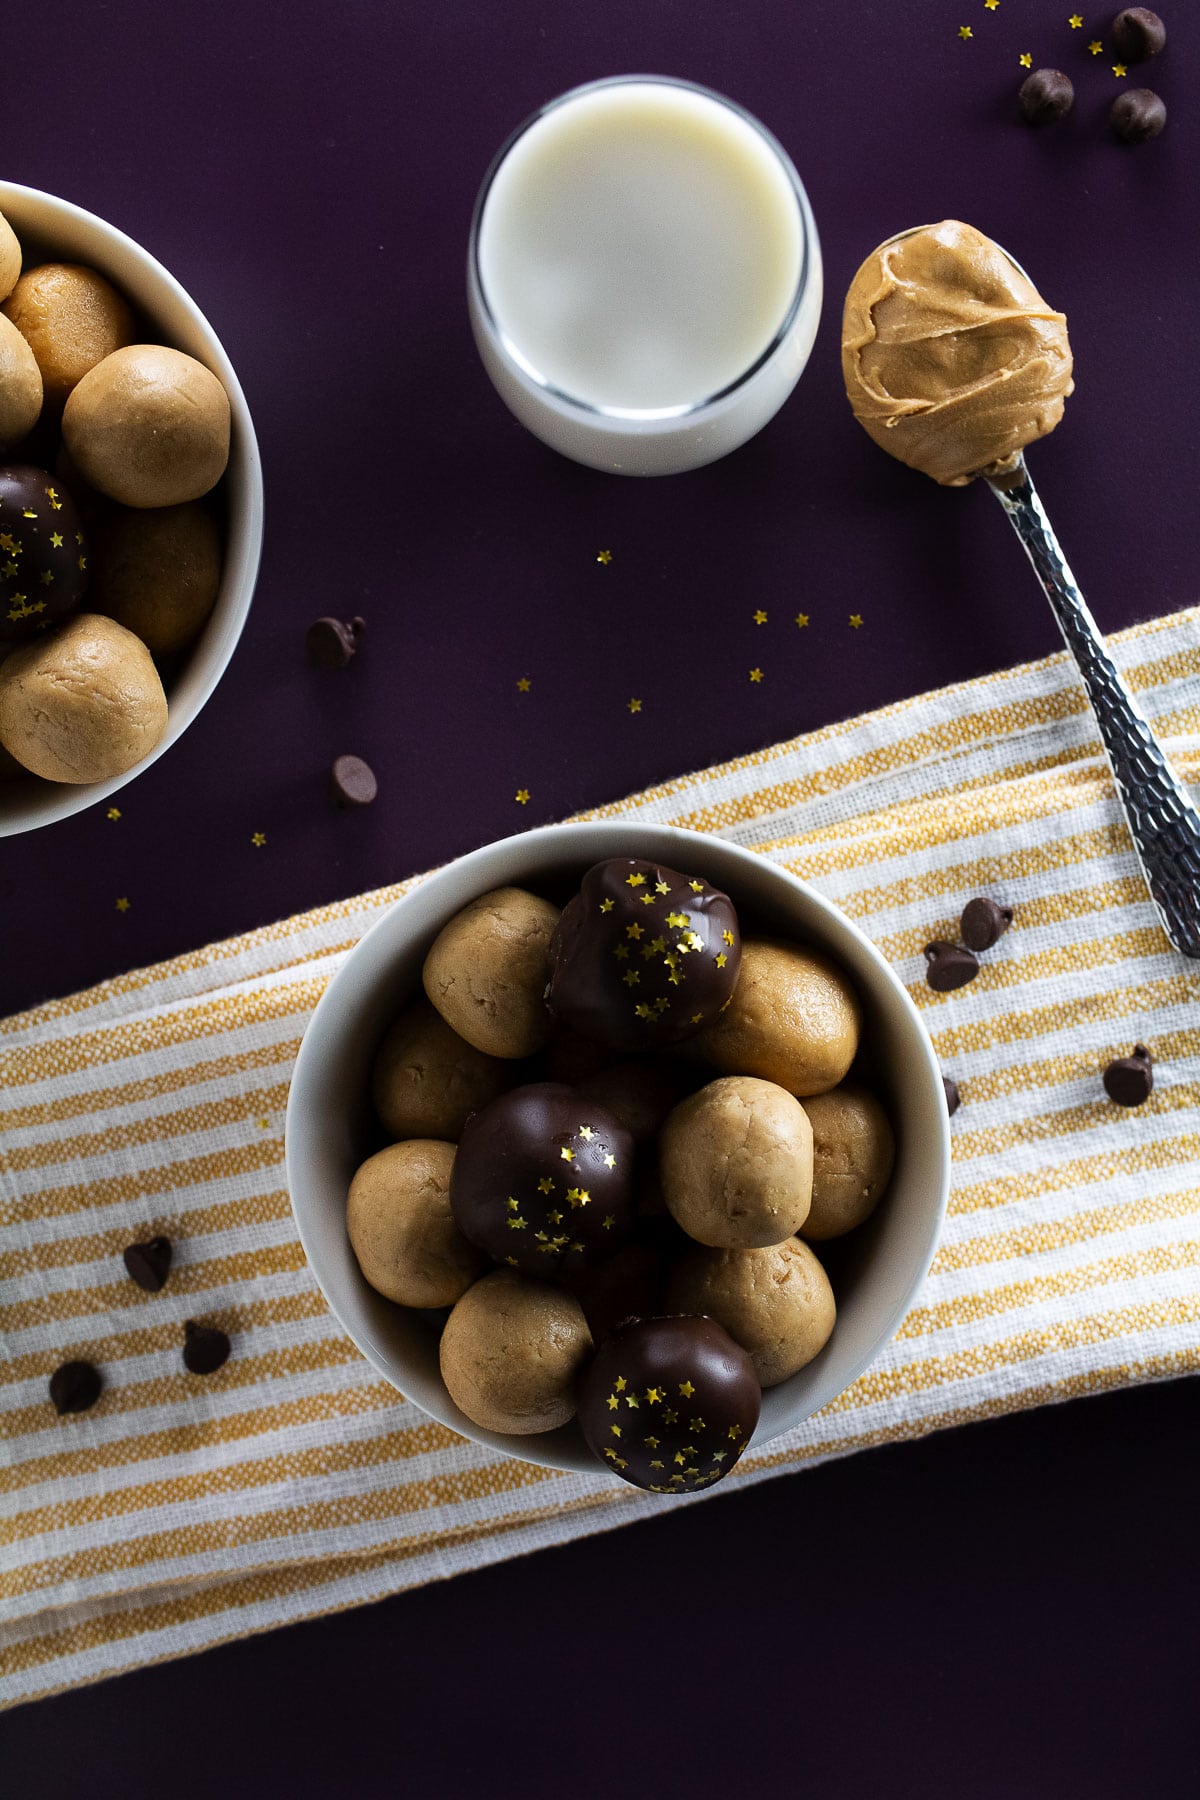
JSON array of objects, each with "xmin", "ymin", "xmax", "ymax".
[{"xmin": 468, "ymin": 73, "xmax": 815, "ymax": 425}]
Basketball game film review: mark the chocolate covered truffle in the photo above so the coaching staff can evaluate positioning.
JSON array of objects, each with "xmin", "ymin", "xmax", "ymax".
[
  {"xmin": 451, "ymin": 1081, "xmax": 636, "ymax": 1277},
  {"xmin": 0, "ymin": 466, "xmax": 89, "ymax": 643},
  {"xmin": 578, "ymin": 1315, "xmax": 760, "ymax": 1492},
  {"xmin": 547, "ymin": 858, "xmax": 741, "ymax": 1053}
]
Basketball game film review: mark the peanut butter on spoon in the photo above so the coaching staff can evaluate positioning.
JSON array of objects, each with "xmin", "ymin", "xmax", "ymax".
[{"xmin": 841, "ymin": 219, "xmax": 1074, "ymax": 486}]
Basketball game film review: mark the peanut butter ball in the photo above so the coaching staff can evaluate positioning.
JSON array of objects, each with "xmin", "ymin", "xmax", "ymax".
[
  {"xmin": 347, "ymin": 1139, "xmax": 483, "ymax": 1308},
  {"xmin": 439, "ymin": 1269, "xmax": 592, "ymax": 1434},
  {"xmin": 90, "ymin": 502, "xmax": 222, "ymax": 655},
  {"xmin": 687, "ymin": 937, "xmax": 861, "ymax": 1097},
  {"xmin": 800, "ymin": 1083, "xmax": 895, "ymax": 1242},
  {"xmin": 3, "ymin": 263, "xmax": 133, "ymax": 406},
  {"xmin": 63, "ymin": 344, "xmax": 231, "ymax": 507},
  {"xmin": 0, "ymin": 313, "xmax": 42, "ymax": 449},
  {"xmin": 666, "ymin": 1238, "xmax": 836, "ymax": 1388},
  {"xmin": 423, "ymin": 886, "xmax": 559, "ymax": 1058},
  {"xmin": 371, "ymin": 998, "xmax": 513, "ymax": 1140},
  {"xmin": 0, "ymin": 210, "xmax": 20, "ymax": 303},
  {"xmin": 660, "ymin": 1076, "xmax": 813, "ymax": 1248},
  {"xmin": 0, "ymin": 613, "xmax": 167, "ymax": 783}
]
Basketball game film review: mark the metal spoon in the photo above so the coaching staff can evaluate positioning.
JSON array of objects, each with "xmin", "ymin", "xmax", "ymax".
[{"xmin": 878, "ymin": 228, "xmax": 1200, "ymax": 958}]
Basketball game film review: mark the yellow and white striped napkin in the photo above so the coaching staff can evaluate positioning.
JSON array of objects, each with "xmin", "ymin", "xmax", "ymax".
[{"xmin": 2, "ymin": 606, "xmax": 1199, "ymax": 1708}]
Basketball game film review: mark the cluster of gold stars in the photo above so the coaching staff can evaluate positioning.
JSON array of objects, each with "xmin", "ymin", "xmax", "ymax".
[{"xmin": 962, "ymin": 7, "xmax": 1131, "ymax": 77}]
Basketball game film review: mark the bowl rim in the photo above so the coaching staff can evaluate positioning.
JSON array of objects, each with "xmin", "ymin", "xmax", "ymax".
[
  {"xmin": 0, "ymin": 178, "xmax": 264, "ymax": 836},
  {"xmin": 285, "ymin": 820, "xmax": 951, "ymax": 1476}
]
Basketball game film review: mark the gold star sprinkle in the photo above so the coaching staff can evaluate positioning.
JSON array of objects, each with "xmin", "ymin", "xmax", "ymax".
[
  {"xmin": 607, "ymin": 1395, "xmax": 619, "ymax": 1411},
  {"xmin": 626, "ymin": 872, "xmax": 645, "ymax": 887},
  {"xmin": 1112, "ymin": 61, "xmax": 1127, "ymax": 75},
  {"xmin": 578, "ymin": 1125, "xmax": 595, "ymax": 1140},
  {"xmin": 614, "ymin": 1377, "xmax": 626, "ymax": 1391},
  {"xmin": 115, "ymin": 897, "xmax": 130, "ymax": 913},
  {"xmin": 626, "ymin": 922, "xmax": 644, "ymax": 939},
  {"xmin": 1, "ymin": 562, "xmax": 15, "ymax": 578},
  {"xmin": 849, "ymin": 614, "xmax": 863, "ymax": 629},
  {"xmin": 610, "ymin": 1425, "xmax": 622, "ymax": 1439},
  {"xmin": 50, "ymin": 532, "xmax": 64, "ymax": 548},
  {"xmin": 749, "ymin": 667, "xmax": 763, "ymax": 683},
  {"xmin": 627, "ymin": 698, "xmax": 642, "ymax": 713},
  {"xmin": 596, "ymin": 549, "xmax": 612, "ymax": 565},
  {"xmin": 622, "ymin": 970, "xmax": 639, "ymax": 987},
  {"xmin": 516, "ymin": 676, "xmax": 531, "ymax": 692},
  {"xmin": 1088, "ymin": 38, "xmax": 1102, "ymax": 53},
  {"xmin": 600, "ymin": 898, "xmax": 614, "ymax": 912},
  {"xmin": 679, "ymin": 1380, "xmax": 695, "ymax": 1399},
  {"xmin": 251, "ymin": 832, "xmax": 266, "ymax": 847},
  {"xmin": 603, "ymin": 1154, "xmax": 616, "ymax": 1169},
  {"xmin": 715, "ymin": 952, "xmax": 727, "ymax": 969},
  {"xmin": 646, "ymin": 1389, "xmax": 662, "ymax": 1406},
  {"xmin": 1069, "ymin": 12, "xmax": 1083, "ymax": 25},
  {"xmin": 728, "ymin": 1424, "xmax": 742, "ymax": 1440},
  {"xmin": 959, "ymin": 25, "xmax": 973, "ymax": 39},
  {"xmin": 106, "ymin": 807, "xmax": 121, "ymax": 821},
  {"xmin": 78, "ymin": 555, "xmax": 87, "ymax": 571},
  {"xmin": 39, "ymin": 570, "xmax": 54, "ymax": 586},
  {"xmin": 985, "ymin": 0, "xmax": 999, "ymax": 8},
  {"xmin": 625, "ymin": 1393, "xmax": 639, "ymax": 1409},
  {"xmin": 548, "ymin": 1208, "xmax": 563, "ymax": 1224},
  {"xmin": 752, "ymin": 609, "xmax": 767, "ymax": 625},
  {"xmin": 795, "ymin": 612, "xmax": 809, "ymax": 628},
  {"xmin": 1019, "ymin": 51, "xmax": 1032, "ymax": 66},
  {"xmin": 515, "ymin": 788, "xmax": 530, "ymax": 805},
  {"xmin": 690, "ymin": 1418, "xmax": 706, "ymax": 1431},
  {"xmin": 537, "ymin": 1177, "xmax": 554, "ymax": 1194},
  {"xmin": 689, "ymin": 880, "xmax": 703, "ymax": 893},
  {"xmin": 258, "ymin": 1117, "xmax": 271, "ymax": 1130},
  {"xmin": 655, "ymin": 881, "xmax": 669, "ymax": 895},
  {"xmin": 722, "ymin": 930, "xmax": 734, "ymax": 946},
  {"xmin": 634, "ymin": 1003, "xmax": 654, "ymax": 1020},
  {"xmin": 602, "ymin": 1214, "xmax": 615, "ymax": 1230},
  {"xmin": 613, "ymin": 943, "xmax": 629, "ymax": 961},
  {"xmin": 560, "ymin": 1146, "xmax": 575, "ymax": 1162},
  {"xmin": 639, "ymin": 892, "xmax": 655, "ymax": 905}
]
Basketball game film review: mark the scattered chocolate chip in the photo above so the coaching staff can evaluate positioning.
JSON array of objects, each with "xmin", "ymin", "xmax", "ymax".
[
  {"xmin": 923, "ymin": 941, "xmax": 980, "ymax": 993},
  {"xmin": 960, "ymin": 896, "xmax": 1013, "ymax": 951},
  {"xmin": 1112, "ymin": 7, "xmax": 1166, "ymax": 60},
  {"xmin": 1111, "ymin": 87, "xmax": 1167, "ymax": 142},
  {"xmin": 330, "ymin": 753, "xmax": 378, "ymax": 808},
  {"xmin": 49, "ymin": 1360, "xmax": 102, "ymax": 1415},
  {"xmin": 306, "ymin": 615, "xmax": 366, "ymax": 669},
  {"xmin": 123, "ymin": 1235, "xmax": 172, "ymax": 1293},
  {"xmin": 183, "ymin": 1320, "xmax": 231, "ymax": 1375},
  {"xmin": 942, "ymin": 1076, "xmax": 961, "ymax": 1117},
  {"xmin": 1019, "ymin": 69, "xmax": 1074, "ymax": 125},
  {"xmin": 1103, "ymin": 1043, "xmax": 1154, "ymax": 1106}
]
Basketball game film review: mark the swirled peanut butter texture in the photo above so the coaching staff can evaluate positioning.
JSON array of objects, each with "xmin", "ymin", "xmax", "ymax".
[{"xmin": 842, "ymin": 220, "xmax": 1073, "ymax": 486}]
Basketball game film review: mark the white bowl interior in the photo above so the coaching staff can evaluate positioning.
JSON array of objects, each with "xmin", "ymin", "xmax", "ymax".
[
  {"xmin": 286, "ymin": 822, "xmax": 950, "ymax": 1475},
  {"xmin": 0, "ymin": 180, "xmax": 263, "ymax": 836}
]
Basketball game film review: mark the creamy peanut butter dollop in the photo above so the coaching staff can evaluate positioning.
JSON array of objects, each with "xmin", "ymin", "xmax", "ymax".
[{"xmin": 841, "ymin": 220, "xmax": 1073, "ymax": 486}]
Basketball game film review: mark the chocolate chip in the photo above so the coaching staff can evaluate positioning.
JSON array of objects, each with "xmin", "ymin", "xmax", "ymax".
[
  {"xmin": 1019, "ymin": 69, "xmax": 1074, "ymax": 125},
  {"xmin": 306, "ymin": 615, "xmax": 365, "ymax": 669},
  {"xmin": 923, "ymin": 942, "xmax": 980, "ymax": 992},
  {"xmin": 183, "ymin": 1320, "xmax": 231, "ymax": 1374},
  {"xmin": 1111, "ymin": 87, "xmax": 1167, "ymax": 142},
  {"xmin": 331, "ymin": 753, "xmax": 378, "ymax": 808},
  {"xmin": 123, "ymin": 1235, "xmax": 172, "ymax": 1292},
  {"xmin": 1103, "ymin": 1043, "xmax": 1154, "ymax": 1106},
  {"xmin": 960, "ymin": 897, "xmax": 1013, "ymax": 951},
  {"xmin": 942, "ymin": 1076, "xmax": 961, "ymax": 1117},
  {"xmin": 49, "ymin": 1360, "xmax": 102, "ymax": 1415},
  {"xmin": 1112, "ymin": 8, "xmax": 1167, "ymax": 60}
]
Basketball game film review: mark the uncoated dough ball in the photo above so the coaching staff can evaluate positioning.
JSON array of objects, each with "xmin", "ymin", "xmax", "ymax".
[
  {"xmin": 659, "ymin": 1075, "xmax": 813, "ymax": 1248},
  {"xmin": 423, "ymin": 886, "xmax": 559, "ymax": 1058},
  {"xmin": 347, "ymin": 1139, "xmax": 483, "ymax": 1308},
  {"xmin": 666, "ymin": 1238, "xmax": 836, "ymax": 1388},
  {"xmin": 0, "ymin": 210, "xmax": 20, "ymax": 302},
  {"xmin": 90, "ymin": 502, "xmax": 222, "ymax": 655},
  {"xmin": 687, "ymin": 936, "xmax": 861, "ymax": 1097},
  {"xmin": 0, "ymin": 613, "xmax": 167, "ymax": 783},
  {"xmin": 0, "ymin": 312, "xmax": 42, "ymax": 449},
  {"xmin": 439, "ymin": 1268, "xmax": 592, "ymax": 1434},
  {"xmin": 800, "ymin": 1084, "xmax": 895, "ymax": 1242},
  {"xmin": 3, "ymin": 262, "xmax": 133, "ymax": 405},
  {"xmin": 371, "ymin": 998, "xmax": 513, "ymax": 1140},
  {"xmin": 63, "ymin": 344, "xmax": 231, "ymax": 507}
]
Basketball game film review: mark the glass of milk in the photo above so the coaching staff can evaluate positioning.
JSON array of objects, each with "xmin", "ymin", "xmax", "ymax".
[{"xmin": 468, "ymin": 76, "xmax": 822, "ymax": 476}]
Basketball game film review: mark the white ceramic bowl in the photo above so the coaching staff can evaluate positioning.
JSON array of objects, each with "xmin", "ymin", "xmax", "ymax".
[
  {"xmin": 0, "ymin": 180, "xmax": 263, "ymax": 836},
  {"xmin": 286, "ymin": 822, "xmax": 950, "ymax": 1474}
]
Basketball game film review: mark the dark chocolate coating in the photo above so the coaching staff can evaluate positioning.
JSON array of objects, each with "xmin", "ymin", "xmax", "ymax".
[
  {"xmin": 0, "ymin": 465, "xmax": 89, "ymax": 643},
  {"xmin": 450, "ymin": 1081, "xmax": 636, "ymax": 1277},
  {"xmin": 1102, "ymin": 1044, "xmax": 1154, "ymax": 1106},
  {"xmin": 578, "ymin": 1315, "xmax": 761, "ymax": 1493},
  {"xmin": 547, "ymin": 859, "xmax": 741, "ymax": 1053}
]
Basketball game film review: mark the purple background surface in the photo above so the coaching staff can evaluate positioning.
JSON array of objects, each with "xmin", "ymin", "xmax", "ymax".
[{"xmin": 2, "ymin": 1, "xmax": 1198, "ymax": 1787}]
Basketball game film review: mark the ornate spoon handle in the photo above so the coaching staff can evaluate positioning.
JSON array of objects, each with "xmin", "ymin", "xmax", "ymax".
[{"xmin": 988, "ymin": 457, "xmax": 1200, "ymax": 958}]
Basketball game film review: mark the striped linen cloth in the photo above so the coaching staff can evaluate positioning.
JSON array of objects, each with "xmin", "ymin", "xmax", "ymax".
[{"xmin": 2, "ymin": 605, "xmax": 1199, "ymax": 1708}]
